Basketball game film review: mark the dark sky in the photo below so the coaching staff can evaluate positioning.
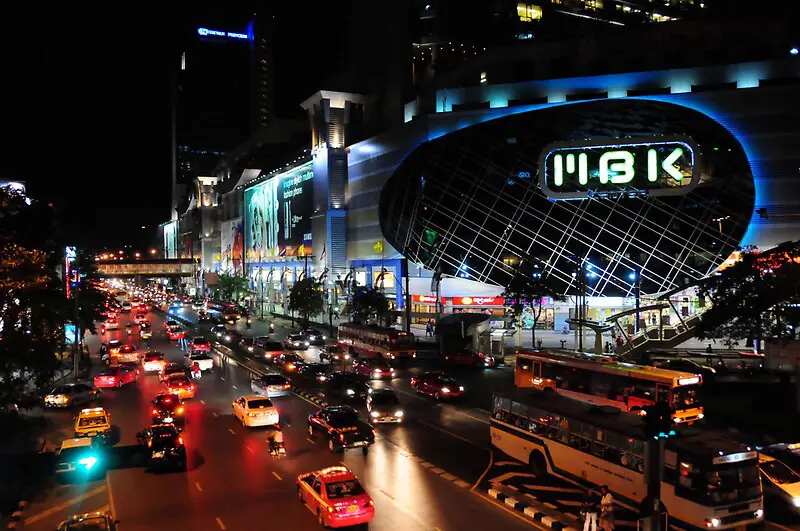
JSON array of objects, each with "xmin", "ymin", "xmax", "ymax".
[{"xmin": 0, "ymin": 2, "xmax": 348, "ymax": 251}]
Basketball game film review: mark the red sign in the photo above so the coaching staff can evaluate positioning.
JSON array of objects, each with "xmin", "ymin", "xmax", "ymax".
[
  {"xmin": 452, "ymin": 296, "xmax": 505, "ymax": 306},
  {"xmin": 412, "ymin": 295, "xmax": 441, "ymax": 304}
]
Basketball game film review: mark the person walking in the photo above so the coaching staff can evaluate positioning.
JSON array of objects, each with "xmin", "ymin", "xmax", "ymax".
[
  {"xmin": 599, "ymin": 485, "xmax": 615, "ymax": 531},
  {"xmin": 581, "ymin": 489, "xmax": 600, "ymax": 531},
  {"xmin": 425, "ymin": 320, "xmax": 433, "ymax": 337}
]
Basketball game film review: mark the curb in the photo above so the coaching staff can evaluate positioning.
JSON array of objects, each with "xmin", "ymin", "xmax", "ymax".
[
  {"xmin": 7, "ymin": 500, "xmax": 27, "ymax": 529},
  {"xmin": 485, "ymin": 487, "xmax": 577, "ymax": 531}
]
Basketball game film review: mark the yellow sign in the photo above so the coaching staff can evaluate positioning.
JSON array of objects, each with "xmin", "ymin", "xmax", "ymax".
[
  {"xmin": 373, "ymin": 240, "xmax": 383, "ymax": 254},
  {"xmin": 298, "ymin": 244, "xmax": 306, "ymax": 257}
]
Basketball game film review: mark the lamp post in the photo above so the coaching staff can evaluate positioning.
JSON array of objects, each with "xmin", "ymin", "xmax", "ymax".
[{"xmin": 629, "ymin": 271, "xmax": 641, "ymax": 334}]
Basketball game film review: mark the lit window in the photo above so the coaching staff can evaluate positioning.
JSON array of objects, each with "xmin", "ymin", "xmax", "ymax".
[
  {"xmin": 583, "ymin": 0, "xmax": 603, "ymax": 10},
  {"xmin": 517, "ymin": 3, "xmax": 542, "ymax": 22},
  {"xmin": 480, "ymin": 71, "xmax": 488, "ymax": 85}
]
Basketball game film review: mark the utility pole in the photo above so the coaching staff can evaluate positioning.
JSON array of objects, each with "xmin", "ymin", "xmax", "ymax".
[
  {"xmin": 578, "ymin": 261, "xmax": 584, "ymax": 354},
  {"xmin": 403, "ymin": 258, "xmax": 411, "ymax": 333},
  {"xmin": 635, "ymin": 272, "xmax": 641, "ymax": 334},
  {"xmin": 72, "ymin": 253, "xmax": 81, "ymax": 382}
]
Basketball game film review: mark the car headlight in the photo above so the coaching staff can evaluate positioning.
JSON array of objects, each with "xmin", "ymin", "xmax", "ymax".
[
  {"xmin": 304, "ymin": 341, "xmax": 309, "ymax": 346},
  {"xmin": 346, "ymin": 389, "xmax": 355, "ymax": 396},
  {"xmin": 459, "ymin": 386, "xmax": 464, "ymax": 391},
  {"xmin": 248, "ymin": 347, "xmax": 254, "ymax": 352},
  {"xmin": 755, "ymin": 509, "xmax": 764, "ymax": 518},
  {"xmin": 370, "ymin": 411, "xmax": 379, "ymax": 418},
  {"xmin": 373, "ymin": 370, "xmax": 382, "ymax": 376},
  {"xmin": 318, "ymin": 375, "xmax": 327, "ymax": 381},
  {"xmin": 709, "ymin": 518, "xmax": 721, "ymax": 528},
  {"xmin": 322, "ymin": 335, "xmax": 326, "ymax": 340},
  {"xmin": 441, "ymin": 387, "xmax": 451, "ymax": 393},
  {"xmin": 395, "ymin": 410, "xmax": 404, "ymax": 417},
  {"xmin": 225, "ymin": 335, "xmax": 231, "ymax": 341}
]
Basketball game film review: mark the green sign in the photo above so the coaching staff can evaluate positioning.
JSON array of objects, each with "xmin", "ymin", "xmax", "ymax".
[{"xmin": 538, "ymin": 136, "xmax": 701, "ymax": 200}]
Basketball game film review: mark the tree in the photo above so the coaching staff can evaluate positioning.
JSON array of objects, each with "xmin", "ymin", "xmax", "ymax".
[
  {"xmin": 213, "ymin": 273, "xmax": 249, "ymax": 302},
  {"xmin": 351, "ymin": 287, "xmax": 389, "ymax": 326},
  {"xmin": 503, "ymin": 260, "xmax": 564, "ymax": 348},
  {"xmin": 696, "ymin": 241, "xmax": 800, "ymax": 347},
  {"xmin": 288, "ymin": 277, "xmax": 324, "ymax": 328}
]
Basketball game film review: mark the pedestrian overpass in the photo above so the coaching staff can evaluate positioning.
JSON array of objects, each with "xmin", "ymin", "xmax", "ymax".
[{"xmin": 96, "ymin": 258, "xmax": 195, "ymax": 278}]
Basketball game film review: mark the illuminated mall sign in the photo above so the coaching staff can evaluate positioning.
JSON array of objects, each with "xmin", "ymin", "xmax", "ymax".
[
  {"xmin": 197, "ymin": 27, "xmax": 250, "ymax": 40},
  {"xmin": 539, "ymin": 136, "xmax": 701, "ymax": 200}
]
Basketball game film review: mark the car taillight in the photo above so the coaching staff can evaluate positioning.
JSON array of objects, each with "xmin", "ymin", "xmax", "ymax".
[
  {"xmin": 152, "ymin": 409, "xmax": 158, "ymax": 415},
  {"xmin": 177, "ymin": 436, "xmax": 184, "ymax": 445},
  {"xmin": 283, "ymin": 384, "xmax": 290, "ymax": 389},
  {"xmin": 339, "ymin": 434, "xmax": 345, "ymax": 441},
  {"xmin": 364, "ymin": 500, "xmax": 374, "ymax": 508}
]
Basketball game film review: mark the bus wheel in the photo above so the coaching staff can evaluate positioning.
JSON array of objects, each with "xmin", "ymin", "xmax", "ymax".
[{"xmin": 529, "ymin": 451, "xmax": 547, "ymax": 477}]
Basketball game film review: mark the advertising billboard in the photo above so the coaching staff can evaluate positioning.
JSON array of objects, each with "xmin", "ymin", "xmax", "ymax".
[
  {"xmin": 220, "ymin": 218, "xmax": 244, "ymax": 275},
  {"xmin": 244, "ymin": 162, "xmax": 313, "ymax": 262},
  {"xmin": 163, "ymin": 221, "xmax": 177, "ymax": 259}
]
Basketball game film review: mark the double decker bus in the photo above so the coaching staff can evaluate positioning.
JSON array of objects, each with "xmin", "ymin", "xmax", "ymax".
[
  {"xmin": 338, "ymin": 322, "xmax": 416, "ymax": 361},
  {"xmin": 491, "ymin": 389, "xmax": 764, "ymax": 531},
  {"xmin": 515, "ymin": 349, "xmax": 703, "ymax": 425}
]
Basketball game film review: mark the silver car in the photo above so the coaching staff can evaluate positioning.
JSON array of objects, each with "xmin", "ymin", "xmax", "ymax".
[
  {"xmin": 45, "ymin": 383, "xmax": 100, "ymax": 408},
  {"xmin": 250, "ymin": 374, "xmax": 291, "ymax": 398}
]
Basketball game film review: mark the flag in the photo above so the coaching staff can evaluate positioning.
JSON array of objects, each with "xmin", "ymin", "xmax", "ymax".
[
  {"xmin": 374, "ymin": 239, "xmax": 383, "ymax": 254},
  {"xmin": 298, "ymin": 244, "xmax": 306, "ymax": 257},
  {"xmin": 320, "ymin": 243, "xmax": 327, "ymax": 261},
  {"xmin": 279, "ymin": 247, "xmax": 287, "ymax": 257}
]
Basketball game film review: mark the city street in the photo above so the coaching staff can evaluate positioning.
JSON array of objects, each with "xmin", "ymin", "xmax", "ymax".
[{"xmin": 21, "ymin": 308, "xmax": 536, "ymax": 531}]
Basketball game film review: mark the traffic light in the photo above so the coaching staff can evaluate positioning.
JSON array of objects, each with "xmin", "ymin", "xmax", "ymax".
[{"xmin": 643, "ymin": 401, "xmax": 676, "ymax": 439}]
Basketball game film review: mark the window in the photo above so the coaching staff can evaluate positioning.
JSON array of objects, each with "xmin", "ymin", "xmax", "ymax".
[
  {"xmin": 517, "ymin": 3, "xmax": 542, "ymax": 22},
  {"xmin": 583, "ymin": 0, "xmax": 603, "ymax": 10}
]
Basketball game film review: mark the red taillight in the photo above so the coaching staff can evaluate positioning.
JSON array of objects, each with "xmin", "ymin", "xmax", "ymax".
[
  {"xmin": 152, "ymin": 409, "xmax": 158, "ymax": 415},
  {"xmin": 177, "ymin": 436, "xmax": 184, "ymax": 445},
  {"xmin": 364, "ymin": 500, "xmax": 374, "ymax": 508},
  {"xmin": 177, "ymin": 406, "xmax": 184, "ymax": 414},
  {"xmin": 283, "ymin": 384, "xmax": 290, "ymax": 389}
]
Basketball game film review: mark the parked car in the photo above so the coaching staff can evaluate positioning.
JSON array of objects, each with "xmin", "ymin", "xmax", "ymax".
[{"xmin": 410, "ymin": 371, "xmax": 465, "ymax": 400}]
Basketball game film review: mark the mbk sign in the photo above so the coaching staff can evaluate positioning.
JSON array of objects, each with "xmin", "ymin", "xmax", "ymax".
[{"xmin": 538, "ymin": 136, "xmax": 702, "ymax": 200}]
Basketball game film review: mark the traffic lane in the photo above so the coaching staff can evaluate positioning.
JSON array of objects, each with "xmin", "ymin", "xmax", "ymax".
[{"xmin": 21, "ymin": 478, "xmax": 111, "ymax": 531}]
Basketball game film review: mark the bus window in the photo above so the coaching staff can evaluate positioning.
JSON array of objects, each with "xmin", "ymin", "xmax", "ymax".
[{"xmin": 672, "ymin": 385, "xmax": 701, "ymax": 410}]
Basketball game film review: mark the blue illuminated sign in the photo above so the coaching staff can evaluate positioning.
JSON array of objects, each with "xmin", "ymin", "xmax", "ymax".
[
  {"xmin": 538, "ymin": 136, "xmax": 701, "ymax": 200},
  {"xmin": 197, "ymin": 27, "xmax": 250, "ymax": 40}
]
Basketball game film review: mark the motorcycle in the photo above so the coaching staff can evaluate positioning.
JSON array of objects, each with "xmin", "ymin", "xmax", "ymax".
[
  {"xmin": 269, "ymin": 322, "xmax": 275, "ymax": 333},
  {"xmin": 191, "ymin": 362, "xmax": 201, "ymax": 379},
  {"xmin": 268, "ymin": 439, "xmax": 286, "ymax": 456},
  {"xmin": 246, "ymin": 317, "xmax": 252, "ymax": 329}
]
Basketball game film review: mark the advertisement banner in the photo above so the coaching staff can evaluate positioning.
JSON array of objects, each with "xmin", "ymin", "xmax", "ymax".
[
  {"xmin": 220, "ymin": 218, "xmax": 244, "ymax": 275},
  {"xmin": 452, "ymin": 296, "xmax": 505, "ymax": 306},
  {"xmin": 163, "ymin": 221, "xmax": 177, "ymax": 259},
  {"xmin": 244, "ymin": 162, "xmax": 313, "ymax": 262}
]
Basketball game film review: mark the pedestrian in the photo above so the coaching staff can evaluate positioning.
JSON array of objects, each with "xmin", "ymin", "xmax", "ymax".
[
  {"xmin": 425, "ymin": 320, "xmax": 433, "ymax": 337},
  {"xmin": 581, "ymin": 489, "xmax": 599, "ymax": 531},
  {"xmin": 536, "ymin": 338, "xmax": 543, "ymax": 349},
  {"xmin": 599, "ymin": 485, "xmax": 615, "ymax": 531}
]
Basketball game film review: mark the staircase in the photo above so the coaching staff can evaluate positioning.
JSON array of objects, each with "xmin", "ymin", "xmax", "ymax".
[{"xmin": 614, "ymin": 307, "xmax": 707, "ymax": 356}]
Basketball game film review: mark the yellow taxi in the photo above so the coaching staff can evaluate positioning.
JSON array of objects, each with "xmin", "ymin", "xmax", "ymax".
[{"xmin": 73, "ymin": 407, "xmax": 112, "ymax": 443}]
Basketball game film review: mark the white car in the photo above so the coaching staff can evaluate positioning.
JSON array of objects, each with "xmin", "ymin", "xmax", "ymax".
[
  {"xmin": 232, "ymin": 395, "xmax": 279, "ymax": 428},
  {"xmin": 759, "ymin": 454, "xmax": 800, "ymax": 513},
  {"xmin": 185, "ymin": 352, "xmax": 213, "ymax": 371}
]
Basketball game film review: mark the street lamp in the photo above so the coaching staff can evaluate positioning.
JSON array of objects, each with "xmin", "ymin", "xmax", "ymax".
[
  {"xmin": 135, "ymin": 252, "xmax": 141, "ymax": 259},
  {"xmin": 629, "ymin": 271, "xmax": 641, "ymax": 334},
  {"xmin": 149, "ymin": 249, "xmax": 157, "ymax": 256}
]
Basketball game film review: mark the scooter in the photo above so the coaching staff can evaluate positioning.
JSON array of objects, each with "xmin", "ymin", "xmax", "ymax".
[
  {"xmin": 269, "ymin": 440, "xmax": 286, "ymax": 457},
  {"xmin": 191, "ymin": 363, "xmax": 202, "ymax": 379},
  {"xmin": 269, "ymin": 322, "xmax": 275, "ymax": 333},
  {"xmin": 246, "ymin": 317, "xmax": 252, "ymax": 329}
]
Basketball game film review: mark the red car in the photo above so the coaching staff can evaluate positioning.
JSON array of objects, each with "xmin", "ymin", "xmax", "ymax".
[
  {"xmin": 164, "ymin": 374, "xmax": 196, "ymax": 399},
  {"xmin": 94, "ymin": 366, "xmax": 139, "ymax": 388},
  {"xmin": 167, "ymin": 326, "xmax": 185, "ymax": 341},
  {"xmin": 352, "ymin": 359, "xmax": 395, "ymax": 380},
  {"xmin": 410, "ymin": 371, "xmax": 465, "ymax": 400},
  {"xmin": 444, "ymin": 349, "xmax": 496, "ymax": 368},
  {"xmin": 189, "ymin": 337, "xmax": 210, "ymax": 352},
  {"xmin": 297, "ymin": 466, "xmax": 375, "ymax": 528}
]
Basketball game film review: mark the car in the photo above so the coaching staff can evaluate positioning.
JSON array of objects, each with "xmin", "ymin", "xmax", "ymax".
[
  {"xmin": 151, "ymin": 393, "xmax": 185, "ymax": 427},
  {"xmin": 297, "ymin": 466, "xmax": 375, "ymax": 528},
  {"xmin": 73, "ymin": 407, "xmax": 112, "ymax": 442},
  {"xmin": 103, "ymin": 317, "xmax": 119, "ymax": 331},
  {"xmin": 133, "ymin": 314, "xmax": 148, "ymax": 325},
  {"xmin": 232, "ymin": 395, "xmax": 280, "ymax": 428},
  {"xmin": 319, "ymin": 344, "xmax": 349, "ymax": 364},
  {"xmin": 284, "ymin": 333, "xmax": 310, "ymax": 350},
  {"xmin": 139, "ymin": 321, "xmax": 153, "ymax": 339},
  {"xmin": 323, "ymin": 372, "xmax": 373, "ymax": 402},
  {"xmin": 250, "ymin": 373, "xmax": 292, "ymax": 398},
  {"xmin": 56, "ymin": 511, "xmax": 118, "ymax": 531},
  {"xmin": 444, "ymin": 348, "xmax": 496, "ymax": 368},
  {"xmin": 136, "ymin": 424, "xmax": 187, "ymax": 471},
  {"xmin": 762, "ymin": 443, "xmax": 800, "ymax": 474},
  {"xmin": 93, "ymin": 366, "xmax": 139, "ymax": 389},
  {"xmin": 143, "ymin": 351, "xmax": 166, "ymax": 372},
  {"xmin": 410, "ymin": 371, "xmax": 465, "ymax": 400},
  {"xmin": 307, "ymin": 406, "xmax": 375, "ymax": 453},
  {"xmin": 298, "ymin": 363, "xmax": 334, "ymax": 384},
  {"xmin": 191, "ymin": 300, "xmax": 206, "ymax": 311},
  {"xmin": 120, "ymin": 301, "xmax": 132, "ymax": 313},
  {"xmin": 275, "ymin": 353, "xmax": 305, "ymax": 372},
  {"xmin": 255, "ymin": 337, "xmax": 284, "ymax": 361},
  {"xmin": 366, "ymin": 389, "xmax": 404, "ymax": 423},
  {"xmin": 189, "ymin": 336, "xmax": 211, "ymax": 352},
  {"xmin": 115, "ymin": 343, "xmax": 139, "ymax": 364},
  {"xmin": 55, "ymin": 438, "xmax": 104, "ymax": 481},
  {"xmin": 163, "ymin": 319, "xmax": 179, "ymax": 330},
  {"xmin": 239, "ymin": 337, "xmax": 256, "ymax": 354},
  {"xmin": 100, "ymin": 340, "xmax": 122, "ymax": 360},
  {"xmin": 167, "ymin": 326, "xmax": 185, "ymax": 341},
  {"xmin": 759, "ymin": 453, "xmax": 800, "ymax": 514},
  {"xmin": 655, "ymin": 359, "xmax": 716, "ymax": 383},
  {"xmin": 220, "ymin": 329, "xmax": 243, "ymax": 345},
  {"xmin": 300, "ymin": 328, "xmax": 327, "ymax": 346},
  {"xmin": 352, "ymin": 358, "xmax": 395, "ymax": 380},
  {"xmin": 159, "ymin": 363, "xmax": 185, "ymax": 382},
  {"xmin": 164, "ymin": 373, "xmax": 196, "ymax": 399},
  {"xmin": 45, "ymin": 383, "xmax": 99, "ymax": 408},
  {"xmin": 184, "ymin": 351, "xmax": 214, "ymax": 371}
]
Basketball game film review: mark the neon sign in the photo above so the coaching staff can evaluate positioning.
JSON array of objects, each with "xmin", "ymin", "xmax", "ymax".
[
  {"xmin": 538, "ymin": 136, "xmax": 701, "ymax": 200},
  {"xmin": 197, "ymin": 27, "xmax": 250, "ymax": 40}
]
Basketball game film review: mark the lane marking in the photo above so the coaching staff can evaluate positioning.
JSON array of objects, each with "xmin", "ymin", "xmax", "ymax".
[
  {"xmin": 417, "ymin": 419, "xmax": 487, "ymax": 450},
  {"xmin": 213, "ymin": 412, "xmax": 218, "ymax": 417},
  {"xmin": 380, "ymin": 488, "xmax": 395, "ymax": 500},
  {"xmin": 201, "ymin": 400, "xmax": 206, "ymax": 404},
  {"xmin": 306, "ymin": 437, "xmax": 314, "ymax": 443},
  {"xmin": 228, "ymin": 428, "xmax": 236, "ymax": 435},
  {"xmin": 216, "ymin": 517, "xmax": 227, "ymax": 530},
  {"xmin": 521, "ymin": 485, "xmax": 583, "ymax": 494},
  {"xmin": 107, "ymin": 473, "xmax": 116, "ymax": 518},
  {"xmin": 272, "ymin": 471, "xmax": 282, "ymax": 480},
  {"xmin": 430, "ymin": 467, "xmax": 445, "ymax": 475},
  {"xmin": 24, "ymin": 485, "xmax": 107, "ymax": 525},
  {"xmin": 195, "ymin": 482, "xmax": 203, "ymax": 492},
  {"xmin": 474, "ymin": 490, "xmax": 551, "ymax": 530},
  {"xmin": 454, "ymin": 479, "xmax": 471, "ymax": 488},
  {"xmin": 246, "ymin": 446, "xmax": 254, "ymax": 453},
  {"xmin": 232, "ymin": 385, "xmax": 237, "ymax": 389},
  {"xmin": 220, "ymin": 377, "xmax": 225, "ymax": 381},
  {"xmin": 450, "ymin": 408, "xmax": 490, "ymax": 425},
  {"xmin": 293, "ymin": 391, "xmax": 322, "ymax": 409},
  {"xmin": 472, "ymin": 450, "xmax": 494, "ymax": 491},
  {"xmin": 442, "ymin": 472, "xmax": 457, "ymax": 481},
  {"xmin": 420, "ymin": 461, "xmax": 434, "ymax": 468},
  {"xmin": 490, "ymin": 471, "xmax": 537, "ymax": 484}
]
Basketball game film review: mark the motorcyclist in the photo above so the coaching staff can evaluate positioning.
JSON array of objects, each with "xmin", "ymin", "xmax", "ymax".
[
  {"xmin": 269, "ymin": 321, "xmax": 275, "ymax": 333},
  {"xmin": 269, "ymin": 426, "xmax": 284, "ymax": 454},
  {"xmin": 126, "ymin": 324, "xmax": 132, "ymax": 335},
  {"xmin": 246, "ymin": 315, "xmax": 252, "ymax": 328},
  {"xmin": 192, "ymin": 361, "xmax": 201, "ymax": 379}
]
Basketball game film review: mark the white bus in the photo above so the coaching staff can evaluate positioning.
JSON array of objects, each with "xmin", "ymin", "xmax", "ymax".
[{"xmin": 491, "ymin": 390, "xmax": 764, "ymax": 531}]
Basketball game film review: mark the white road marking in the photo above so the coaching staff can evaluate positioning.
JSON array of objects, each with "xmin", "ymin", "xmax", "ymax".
[
  {"xmin": 24, "ymin": 485, "xmax": 107, "ymax": 525},
  {"xmin": 216, "ymin": 517, "xmax": 227, "ymax": 530},
  {"xmin": 107, "ymin": 473, "xmax": 116, "ymax": 518},
  {"xmin": 272, "ymin": 471, "xmax": 282, "ymax": 480},
  {"xmin": 212, "ymin": 412, "xmax": 218, "ymax": 417},
  {"xmin": 201, "ymin": 400, "xmax": 206, "ymax": 404},
  {"xmin": 306, "ymin": 437, "xmax": 314, "ymax": 443},
  {"xmin": 454, "ymin": 479, "xmax": 471, "ymax": 488},
  {"xmin": 228, "ymin": 428, "xmax": 236, "ymax": 435},
  {"xmin": 220, "ymin": 377, "xmax": 225, "ymax": 381},
  {"xmin": 232, "ymin": 385, "xmax": 237, "ymax": 389},
  {"xmin": 522, "ymin": 485, "xmax": 583, "ymax": 494},
  {"xmin": 430, "ymin": 467, "xmax": 445, "ymax": 475},
  {"xmin": 195, "ymin": 482, "xmax": 203, "ymax": 492},
  {"xmin": 489, "ymin": 471, "xmax": 536, "ymax": 484}
]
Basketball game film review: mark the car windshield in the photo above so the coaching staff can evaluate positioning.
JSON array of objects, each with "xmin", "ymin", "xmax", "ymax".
[
  {"xmin": 169, "ymin": 327, "xmax": 181, "ymax": 333},
  {"xmin": 52, "ymin": 386, "xmax": 74, "ymax": 395},
  {"xmin": 248, "ymin": 398, "xmax": 274, "ymax": 409},
  {"xmin": 672, "ymin": 384, "xmax": 702, "ymax": 410},
  {"xmin": 241, "ymin": 338, "xmax": 254, "ymax": 345},
  {"xmin": 190, "ymin": 353, "xmax": 211, "ymax": 360},
  {"xmin": 99, "ymin": 369, "xmax": 118, "ymax": 377},
  {"xmin": 140, "ymin": 323, "xmax": 151, "ymax": 330},
  {"xmin": 326, "ymin": 345, "xmax": 344, "ymax": 353},
  {"xmin": 169, "ymin": 376, "xmax": 190, "ymax": 385},
  {"xmin": 63, "ymin": 516, "xmax": 110, "ymax": 530},
  {"xmin": 761, "ymin": 460, "xmax": 800, "ymax": 485},
  {"xmin": 261, "ymin": 375, "xmax": 288, "ymax": 385},
  {"xmin": 329, "ymin": 411, "xmax": 360, "ymax": 427},
  {"xmin": 371, "ymin": 393, "xmax": 399, "ymax": 406},
  {"xmin": 326, "ymin": 480, "xmax": 366, "ymax": 499},
  {"xmin": 679, "ymin": 463, "xmax": 761, "ymax": 504},
  {"xmin": 370, "ymin": 360, "xmax": 391, "ymax": 369},
  {"xmin": 78, "ymin": 416, "xmax": 107, "ymax": 428},
  {"xmin": 151, "ymin": 433, "xmax": 179, "ymax": 449},
  {"xmin": 437, "ymin": 376, "xmax": 458, "ymax": 385},
  {"xmin": 285, "ymin": 354, "xmax": 302, "ymax": 361}
]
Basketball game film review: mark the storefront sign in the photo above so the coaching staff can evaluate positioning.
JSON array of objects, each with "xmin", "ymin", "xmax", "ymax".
[
  {"xmin": 452, "ymin": 296, "xmax": 505, "ymax": 306},
  {"xmin": 539, "ymin": 136, "xmax": 700, "ymax": 200},
  {"xmin": 412, "ymin": 295, "xmax": 440, "ymax": 304}
]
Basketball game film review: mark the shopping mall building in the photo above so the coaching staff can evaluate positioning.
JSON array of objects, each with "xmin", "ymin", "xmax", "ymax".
[{"xmin": 164, "ymin": 16, "xmax": 800, "ymax": 333}]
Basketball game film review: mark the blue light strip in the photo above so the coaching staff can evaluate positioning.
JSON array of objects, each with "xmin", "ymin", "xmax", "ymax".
[{"xmin": 197, "ymin": 27, "xmax": 251, "ymax": 40}]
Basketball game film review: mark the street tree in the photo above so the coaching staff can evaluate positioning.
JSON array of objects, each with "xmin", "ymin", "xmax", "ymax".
[
  {"xmin": 502, "ymin": 260, "xmax": 564, "ymax": 348},
  {"xmin": 289, "ymin": 277, "xmax": 324, "ymax": 328},
  {"xmin": 351, "ymin": 287, "xmax": 389, "ymax": 326},
  {"xmin": 214, "ymin": 273, "xmax": 250, "ymax": 302}
]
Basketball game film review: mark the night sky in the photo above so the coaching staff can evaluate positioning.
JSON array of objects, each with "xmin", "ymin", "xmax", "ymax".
[{"xmin": 0, "ymin": 2, "xmax": 345, "ymax": 251}]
